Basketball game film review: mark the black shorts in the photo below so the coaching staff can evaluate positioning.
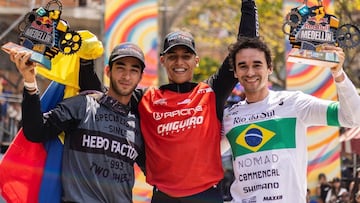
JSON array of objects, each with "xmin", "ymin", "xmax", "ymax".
[{"xmin": 151, "ymin": 185, "xmax": 223, "ymax": 203}]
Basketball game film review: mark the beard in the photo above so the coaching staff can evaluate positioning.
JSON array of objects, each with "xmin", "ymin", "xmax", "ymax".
[{"xmin": 109, "ymin": 78, "xmax": 136, "ymax": 97}]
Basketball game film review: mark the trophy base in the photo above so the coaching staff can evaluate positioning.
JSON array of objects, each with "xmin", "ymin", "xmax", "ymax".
[
  {"xmin": 287, "ymin": 48, "xmax": 339, "ymax": 67},
  {"xmin": 1, "ymin": 42, "xmax": 51, "ymax": 70}
]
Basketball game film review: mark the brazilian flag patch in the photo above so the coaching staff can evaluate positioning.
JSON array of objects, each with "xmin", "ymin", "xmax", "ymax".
[{"xmin": 227, "ymin": 118, "xmax": 296, "ymax": 157}]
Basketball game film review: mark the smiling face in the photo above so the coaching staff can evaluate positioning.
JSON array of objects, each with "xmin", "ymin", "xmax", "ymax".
[
  {"xmin": 160, "ymin": 45, "xmax": 199, "ymax": 84},
  {"xmin": 105, "ymin": 56, "xmax": 142, "ymax": 104},
  {"xmin": 234, "ymin": 48, "xmax": 272, "ymax": 103}
]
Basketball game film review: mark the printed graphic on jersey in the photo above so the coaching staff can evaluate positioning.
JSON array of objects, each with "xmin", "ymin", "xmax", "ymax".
[
  {"xmin": 327, "ymin": 102, "xmax": 340, "ymax": 126},
  {"xmin": 69, "ymin": 130, "xmax": 139, "ymax": 164},
  {"xmin": 197, "ymin": 87, "xmax": 213, "ymax": 94},
  {"xmin": 152, "ymin": 106, "xmax": 205, "ymax": 136},
  {"xmin": 227, "ymin": 118, "xmax": 297, "ymax": 157},
  {"xmin": 177, "ymin": 98, "xmax": 191, "ymax": 105},
  {"xmin": 242, "ymin": 196, "xmax": 256, "ymax": 203},
  {"xmin": 153, "ymin": 98, "xmax": 167, "ymax": 105},
  {"xmin": 236, "ymin": 124, "xmax": 276, "ymax": 152}
]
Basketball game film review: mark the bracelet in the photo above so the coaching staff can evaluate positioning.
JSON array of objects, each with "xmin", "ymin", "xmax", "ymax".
[
  {"xmin": 332, "ymin": 69, "xmax": 344, "ymax": 78},
  {"xmin": 24, "ymin": 81, "xmax": 38, "ymax": 93},
  {"xmin": 24, "ymin": 81, "xmax": 37, "ymax": 89},
  {"xmin": 26, "ymin": 88, "xmax": 39, "ymax": 95}
]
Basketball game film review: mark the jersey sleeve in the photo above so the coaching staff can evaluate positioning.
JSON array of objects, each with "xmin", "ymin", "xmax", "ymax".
[
  {"xmin": 238, "ymin": 0, "xmax": 259, "ymax": 39},
  {"xmin": 295, "ymin": 92, "xmax": 337, "ymax": 126},
  {"xmin": 297, "ymin": 75, "xmax": 360, "ymax": 127},
  {"xmin": 335, "ymin": 74, "xmax": 360, "ymax": 127},
  {"xmin": 207, "ymin": 0, "xmax": 259, "ymax": 121},
  {"xmin": 22, "ymin": 92, "xmax": 86, "ymax": 142},
  {"xmin": 78, "ymin": 58, "xmax": 104, "ymax": 92}
]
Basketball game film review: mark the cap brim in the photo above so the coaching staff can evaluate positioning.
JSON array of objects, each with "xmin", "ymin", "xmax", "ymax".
[
  {"xmin": 111, "ymin": 55, "xmax": 145, "ymax": 69},
  {"xmin": 162, "ymin": 43, "xmax": 197, "ymax": 55}
]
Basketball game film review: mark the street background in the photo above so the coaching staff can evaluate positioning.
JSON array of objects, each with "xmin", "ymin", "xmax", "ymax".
[{"xmin": 1, "ymin": 0, "xmax": 360, "ymax": 202}]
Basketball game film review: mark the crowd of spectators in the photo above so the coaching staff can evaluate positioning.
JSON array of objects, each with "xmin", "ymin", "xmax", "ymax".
[
  {"xmin": 0, "ymin": 77, "xmax": 21, "ymax": 153},
  {"xmin": 309, "ymin": 171, "xmax": 360, "ymax": 203}
]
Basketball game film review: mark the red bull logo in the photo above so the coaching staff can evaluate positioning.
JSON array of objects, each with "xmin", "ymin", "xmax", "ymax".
[{"xmin": 30, "ymin": 16, "xmax": 53, "ymax": 33}]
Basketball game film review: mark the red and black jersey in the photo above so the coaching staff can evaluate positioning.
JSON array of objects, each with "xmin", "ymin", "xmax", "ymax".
[
  {"xmin": 136, "ymin": 0, "xmax": 259, "ymax": 198},
  {"xmin": 139, "ymin": 82, "xmax": 224, "ymax": 197}
]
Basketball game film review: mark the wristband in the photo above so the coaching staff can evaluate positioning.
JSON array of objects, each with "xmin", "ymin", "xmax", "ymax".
[
  {"xmin": 24, "ymin": 81, "xmax": 37, "ymax": 90},
  {"xmin": 332, "ymin": 69, "xmax": 344, "ymax": 78},
  {"xmin": 26, "ymin": 88, "xmax": 39, "ymax": 94}
]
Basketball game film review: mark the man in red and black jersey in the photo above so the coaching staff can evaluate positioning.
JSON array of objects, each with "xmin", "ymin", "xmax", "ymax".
[{"xmin": 135, "ymin": 0, "xmax": 259, "ymax": 202}]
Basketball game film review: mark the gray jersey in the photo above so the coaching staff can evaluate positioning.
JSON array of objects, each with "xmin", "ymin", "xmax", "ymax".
[{"xmin": 23, "ymin": 92, "xmax": 144, "ymax": 203}]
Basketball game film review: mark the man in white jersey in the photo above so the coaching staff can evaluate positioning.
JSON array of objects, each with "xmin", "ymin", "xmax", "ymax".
[{"xmin": 222, "ymin": 37, "xmax": 360, "ymax": 203}]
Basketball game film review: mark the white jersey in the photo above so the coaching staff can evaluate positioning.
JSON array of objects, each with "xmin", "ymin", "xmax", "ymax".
[{"xmin": 222, "ymin": 75, "xmax": 360, "ymax": 203}]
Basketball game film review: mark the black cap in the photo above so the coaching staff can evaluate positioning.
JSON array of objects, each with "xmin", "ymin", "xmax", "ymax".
[
  {"xmin": 161, "ymin": 31, "xmax": 196, "ymax": 55},
  {"xmin": 109, "ymin": 42, "xmax": 145, "ymax": 70}
]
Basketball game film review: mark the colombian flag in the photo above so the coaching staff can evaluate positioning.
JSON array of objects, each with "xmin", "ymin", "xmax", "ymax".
[{"xmin": 0, "ymin": 30, "xmax": 103, "ymax": 203}]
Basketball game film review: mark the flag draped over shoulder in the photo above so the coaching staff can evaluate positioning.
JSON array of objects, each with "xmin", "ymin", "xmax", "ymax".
[
  {"xmin": 0, "ymin": 129, "xmax": 46, "ymax": 203},
  {"xmin": 0, "ymin": 30, "xmax": 103, "ymax": 203},
  {"xmin": 37, "ymin": 30, "xmax": 104, "ymax": 91}
]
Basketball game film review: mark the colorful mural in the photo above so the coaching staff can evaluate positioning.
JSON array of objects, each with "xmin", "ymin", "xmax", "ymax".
[
  {"xmin": 104, "ymin": 0, "xmax": 158, "ymax": 88},
  {"xmin": 104, "ymin": 1, "xmax": 157, "ymax": 202},
  {"xmin": 284, "ymin": 0, "xmax": 341, "ymax": 197}
]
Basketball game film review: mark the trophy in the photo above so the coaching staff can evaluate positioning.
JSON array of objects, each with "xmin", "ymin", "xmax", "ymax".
[
  {"xmin": 283, "ymin": 0, "xmax": 360, "ymax": 67},
  {"xmin": 1, "ymin": 0, "xmax": 82, "ymax": 69}
]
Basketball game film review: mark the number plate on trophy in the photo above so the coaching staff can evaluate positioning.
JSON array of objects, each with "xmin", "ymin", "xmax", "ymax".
[{"xmin": 283, "ymin": 1, "xmax": 360, "ymax": 67}]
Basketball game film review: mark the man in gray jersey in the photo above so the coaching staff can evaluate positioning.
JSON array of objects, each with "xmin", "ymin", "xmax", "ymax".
[
  {"xmin": 222, "ymin": 37, "xmax": 360, "ymax": 202},
  {"xmin": 8, "ymin": 42, "xmax": 145, "ymax": 203}
]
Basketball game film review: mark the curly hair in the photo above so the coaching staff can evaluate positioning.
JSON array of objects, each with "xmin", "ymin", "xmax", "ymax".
[{"xmin": 228, "ymin": 37, "xmax": 272, "ymax": 71}]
